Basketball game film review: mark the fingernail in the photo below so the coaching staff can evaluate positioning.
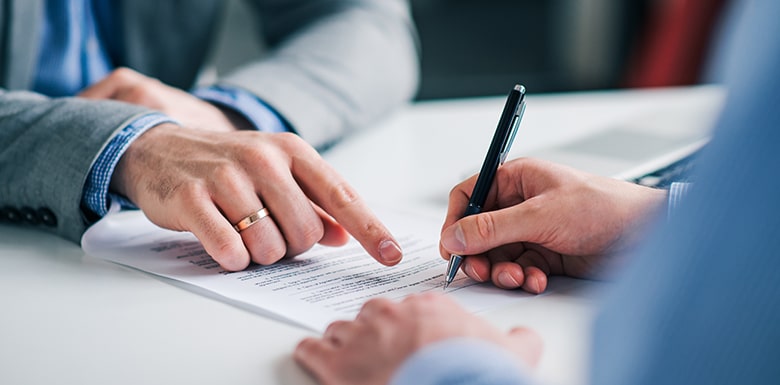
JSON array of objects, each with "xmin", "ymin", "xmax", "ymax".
[
  {"xmin": 465, "ymin": 262, "xmax": 481, "ymax": 281},
  {"xmin": 498, "ymin": 271, "xmax": 519, "ymax": 288},
  {"xmin": 379, "ymin": 240, "xmax": 402, "ymax": 264},
  {"xmin": 527, "ymin": 276, "xmax": 541, "ymax": 293},
  {"xmin": 442, "ymin": 224, "xmax": 466, "ymax": 252}
]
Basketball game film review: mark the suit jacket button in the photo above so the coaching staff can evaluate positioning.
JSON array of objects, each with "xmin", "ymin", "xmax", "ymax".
[
  {"xmin": 3, "ymin": 206, "xmax": 22, "ymax": 223},
  {"xmin": 37, "ymin": 208, "xmax": 58, "ymax": 227}
]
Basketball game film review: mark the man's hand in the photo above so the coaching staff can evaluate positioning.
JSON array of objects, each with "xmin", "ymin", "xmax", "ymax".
[
  {"xmin": 294, "ymin": 293, "xmax": 542, "ymax": 385},
  {"xmin": 112, "ymin": 123, "xmax": 403, "ymax": 271},
  {"xmin": 79, "ymin": 67, "xmax": 249, "ymax": 132},
  {"xmin": 440, "ymin": 158, "xmax": 667, "ymax": 294}
]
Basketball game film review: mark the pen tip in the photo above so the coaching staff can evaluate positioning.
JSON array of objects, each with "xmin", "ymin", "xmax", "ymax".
[{"xmin": 443, "ymin": 281, "xmax": 450, "ymax": 291}]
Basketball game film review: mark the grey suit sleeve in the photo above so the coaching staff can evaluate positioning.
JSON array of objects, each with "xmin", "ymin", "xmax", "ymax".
[
  {"xmin": 218, "ymin": 0, "xmax": 420, "ymax": 149},
  {"xmin": 0, "ymin": 90, "xmax": 153, "ymax": 242}
]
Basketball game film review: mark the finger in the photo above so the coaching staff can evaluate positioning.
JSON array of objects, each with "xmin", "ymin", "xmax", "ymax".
[
  {"xmin": 460, "ymin": 255, "xmax": 491, "ymax": 282},
  {"xmin": 526, "ymin": 243, "xmax": 565, "ymax": 275},
  {"xmin": 440, "ymin": 199, "xmax": 547, "ymax": 256},
  {"xmin": 294, "ymin": 337, "xmax": 337, "ymax": 383},
  {"xmin": 322, "ymin": 320, "xmax": 357, "ymax": 347},
  {"xmin": 112, "ymin": 81, "xmax": 156, "ymax": 107},
  {"xmin": 521, "ymin": 265, "xmax": 548, "ymax": 294},
  {"xmin": 78, "ymin": 77, "xmax": 119, "ymax": 99},
  {"xmin": 355, "ymin": 297, "xmax": 396, "ymax": 322},
  {"xmin": 247, "ymin": 162, "xmax": 325, "ymax": 257},
  {"xmin": 78, "ymin": 67, "xmax": 142, "ymax": 99},
  {"xmin": 505, "ymin": 327, "xmax": 544, "ymax": 368},
  {"xmin": 402, "ymin": 291, "xmax": 449, "ymax": 307},
  {"xmin": 182, "ymin": 199, "xmax": 251, "ymax": 271},
  {"xmin": 491, "ymin": 249, "xmax": 551, "ymax": 293},
  {"xmin": 313, "ymin": 204, "xmax": 350, "ymax": 246},
  {"xmin": 513, "ymin": 247, "xmax": 552, "ymax": 276},
  {"xmin": 513, "ymin": 246, "xmax": 553, "ymax": 293},
  {"xmin": 209, "ymin": 169, "xmax": 287, "ymax": 265},
  {"xmin": 490, "ymin": 261, "xmax": 525, "ymax": 290},
  {"xmin": 288, "ymin": 137, "xmax": 402, "ymax": 265}
]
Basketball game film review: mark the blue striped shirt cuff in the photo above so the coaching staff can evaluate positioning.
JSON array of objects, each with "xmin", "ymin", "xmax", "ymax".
[
  {"xmin": 667, "ymin": 182, "xmax": 692, "ymax": 219},
  {"xmin": 192, "ymin": 85, "xmax": 290, "ymax": 133},
  {"xmin": 82, "ymin": 113, "xmax": 178, "ymax": 218}
]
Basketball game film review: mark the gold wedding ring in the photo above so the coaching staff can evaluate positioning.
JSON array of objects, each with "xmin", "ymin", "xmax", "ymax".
[{"xmin": 233, "ymin": 208, "xmax": 270, "ymax": 232}]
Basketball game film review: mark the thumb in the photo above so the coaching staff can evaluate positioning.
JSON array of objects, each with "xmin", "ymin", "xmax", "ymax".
[
  {"xmin": 440, "ymin": 202, "xmax": 542, "ymax": 255},
  {"xmin": 505, "ymin": 327, "xmax": 544, "ymax": 368}
]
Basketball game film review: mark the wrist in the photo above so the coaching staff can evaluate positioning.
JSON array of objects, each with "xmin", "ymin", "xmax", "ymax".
[
  {"xmin": 83, "ymin": 113, "xmax": 176, "ymax": 218},
  {"xmin": 193, "ymin": 85, "xmax": 290, "ymax": 133},
  {"xmin": 111, "ymin": 122, "xmax": 179, "ymax": 201},
  {"xmin": 213, "ymin": 104, "xmax": 254, "ymax": 131}
]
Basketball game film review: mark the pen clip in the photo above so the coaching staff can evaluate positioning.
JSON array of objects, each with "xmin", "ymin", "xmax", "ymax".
[{"xmin": 499, "ymin": 100, "xmax": 525, "ymax": 165}]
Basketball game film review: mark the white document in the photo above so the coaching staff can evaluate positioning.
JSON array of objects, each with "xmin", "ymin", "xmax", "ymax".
[{"xmin": 82, "ymin": 209, "xmax": 544, "ymax": 332}]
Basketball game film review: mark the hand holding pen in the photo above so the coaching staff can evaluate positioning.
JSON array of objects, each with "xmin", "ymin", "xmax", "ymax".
[{"xmin": 443, "ymin": 84, "xmax": 526, "ymax": 289}]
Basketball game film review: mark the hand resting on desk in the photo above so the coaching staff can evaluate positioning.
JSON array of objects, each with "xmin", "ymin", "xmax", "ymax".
[
  {"xmin": 79, "ymin": 68, "xmax": 401, "ymax": 271},
  {"xmin": 439, "ymin": 158, "xmax": 666, "ymax": 293},
  {"xmin": 294, "ymin": 293, "xmax": 543, "ymax": 385},
  {"xmin": 109, "ymin": 123, "xmax": 403, "ymax": 271},
  {"xmin": 81, "ymin": 69, "xmax": 404, "ymax": 272}
]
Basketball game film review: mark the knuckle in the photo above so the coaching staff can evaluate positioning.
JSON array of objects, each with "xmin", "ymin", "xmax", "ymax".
[
  {"xmin": 448, "ymin": 185, "xmax": 462, "ymax": 201},
  {"xmin": 401, "ymin": 294, "xmax": 425, "ymax": 310},
  {"xmin": 112, "ymin": 67, "xmax": 136, "ymax": 81},
  {"xmin": 210, "ymin": 162, "xmax": 242, "ymax": 185},
  {"xmin": 374, "ymin": 299, "xmax": 399, "ymax": 319},
  {"xmin": 363, "ymin": 297, "xmax": 385, "ymax": 308},
  {"xmin": 280, "ymin": 133, "xmax": 322, "ymax": 162},
  {"xmin": 275, "ymin": 132, "xmax": 307, "ymax": 150},
  {"xmin": 207, "ymin": 237, "xmax": 248, "ymax": 271},
  {"xmin": 362, "ymin": 297, "xmax": 393, "ymax": 315},
  {"xmin": 293, "ymin": 339, "xmax": 311, "ymax": 357},
  {"xmin": 253, "ymin": 242, "xmax": 287, "ymax": 266},
  {"xmin": 284, "ymin": 225, "xmax": 323, "ymax": 257},
  {"xmin": 127, "ymin": 86, "xmax": 151, "ymax": 103},
  {"xmin": 294, "ymin": 338, "xmax": 321, "ymax": 362},
  {"xmin": 298, "ymin": 219, "xmax": 325, "ymax": 248},
  {"xmin": 356, "ymin": 221, "xmax": 383, "ymax": 244},
  {"xmin": 474, "ymin": 213, "xmax": 497, "ymax": 242},
  {"xmin": 407, "ymin": 292, "xmax": 440, "ymax": 313},
  {"xmin": 417, "ymin": 291, "xmax": 440, "ymax": 302},
  {"xmin": 238, "ymin": 143, "xmax": 274, "ymax": 169},
  {"xmin": 323, "ymin": 322, "xmax": 338, "ymax": 337},
  {"xmin": 328, "ymin": 183, "xmax": 360, "ymax": 210},
  {"xmin": 174, "ymin": 182, "xmax": 207, "ymax": 205}
]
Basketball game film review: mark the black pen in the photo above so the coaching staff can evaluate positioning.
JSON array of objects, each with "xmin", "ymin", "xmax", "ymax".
[{"xmin": 444, "ymin": 84, "xmax": 526, "ymax": 289}]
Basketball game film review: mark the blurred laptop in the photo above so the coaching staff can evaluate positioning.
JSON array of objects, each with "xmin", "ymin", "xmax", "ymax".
[{"xmin": 525, "ymin": 93, "xmax": 724, "ymax": 188}]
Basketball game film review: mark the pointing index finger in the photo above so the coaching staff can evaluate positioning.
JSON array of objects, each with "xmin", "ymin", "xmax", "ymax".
[{"xmin": 291, "ymin": 146, "xmax": 403, "ymax": 266}]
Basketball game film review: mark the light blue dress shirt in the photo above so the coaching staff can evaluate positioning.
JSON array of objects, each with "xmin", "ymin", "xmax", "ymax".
[
  {"xmin": 392, "ymin": 1, "xmax": 780, "ymax": 383},
  {"xmin": 32, "ymin": 0, "xmax": 289, "ymax": 217}
]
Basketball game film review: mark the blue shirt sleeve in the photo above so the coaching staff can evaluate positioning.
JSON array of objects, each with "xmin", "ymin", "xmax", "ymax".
[
  {"xmin": 82, "ymin": 113, "xmax": 178, "ymax": 218},
  {"xmin": 192, "ymin": 85, "xmax": 291, "ymax": 133},
  {"xmin": 390, "ymin": 338, "xmax": 532, "ymax": 385}
]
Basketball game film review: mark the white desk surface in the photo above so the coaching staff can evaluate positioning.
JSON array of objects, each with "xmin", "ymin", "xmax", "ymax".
[{"xmin": 0, "ymin": 86, "xmax": 723, "ymax": 385}]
